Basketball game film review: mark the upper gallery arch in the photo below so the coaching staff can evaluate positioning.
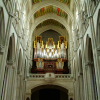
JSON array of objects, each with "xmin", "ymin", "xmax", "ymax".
[
  {"xmin": 34, "ymin": 5, "xmax": 68, "ymax": 19},
  {"xmin": 30, "ymin": 14, "xmax": 71, "ymax": 37},
  {"xmin": 27, "ymin": 0, "xmax": 74, "ymax": 22},
  {"xmin": 36, "ymin": 19, "xmax": 65, "ymax": 29}
]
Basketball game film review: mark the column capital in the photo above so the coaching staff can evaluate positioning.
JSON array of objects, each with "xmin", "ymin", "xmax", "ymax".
[
  {"xmin": 79, "ymin": 35, "xmax": 83, "ymax": 39},
  {"xmin": 74, "ymin": 47, "xmax": 78, "ymax": 52},
  {"xmin": 85, "ymin": 61, "xmax": 93, "ymax": 66},
  {"xmin": 97, "ymin": 45, "xmax": 100, "ymax": 56},
  {"xmin": 19, "ymin": 73, "xmax": 22, "ymax": 77},
  {"xmin": 85, "ymin": 61, "xmax": 93, "ymax": 70},
  {"xmin": 12, "ymin": 65, "xmax": 15, "ymax": 69},
  {"xmin": 88, "ymin": 14, "xmax": 93, "ymax": 19},
  {"xmin": 7, "ymin": 60, "xmax": 14, "ymax": 66},
  {"xmin": 0, "ymin": 45, "xmax": 4, "ymax": 54}
]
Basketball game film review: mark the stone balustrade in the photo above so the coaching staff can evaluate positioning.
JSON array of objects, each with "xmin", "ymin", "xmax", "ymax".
[
  {"xmin": 55, "ymin": 74, "xmax": 71, "ymax": 79},
  {"xmin": 29, "ymin": 73, "xmax": 71, "ymax": 79},
  {"xmin": 30, "ymin": 74, "xmax": 45, "ymax": 78}
]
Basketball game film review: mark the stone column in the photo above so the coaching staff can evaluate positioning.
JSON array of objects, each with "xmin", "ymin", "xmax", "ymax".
[
  {"xmin": 1, "ymin": 65, "xmax": 9, "ymax": 100},
  {"xmin": 73, "ymin": 29, "xmax": 78, "ymax": 51},
  {"xmin": 73, "ymin": 79, "xmax": 76, "ymax": 100},
  {"xmin": 6, "ymin": 61, "xmax": 14, "ymax": 100},
  {"xmin": 77, "ymin": 8, "xmax": 89, "ymax": 100},
  {"xmin": 86, "ymin": 0, "xmax": 100, "ymax": 99},
  {"xmin": 16, "ymin": 74, "xmax": 20, "ymax": 100},
  {"xmin": 85, "ymin": 61, "xmax": 95, "ymax": 100},
  {"xmin": 76, "ymin": 69, "xmax": 80, "ymax": 100},
  {"xmin": 0, "ymin": 1, "xmax": 15, "ymax": 98},
  {"xmin": 2, "ymin": 61, "xmax": 14, "ymax": 100},
  {"xmin": 19, "ymin": 73, "xmax": 23, "ymax": 100},
  {"xmin": 11, "ymin": 65, "xmax": 16, "ymax": 100},
  {"xmin": 78, "ymin": 73, "xmax": 84, "ymax": 100},
  {"xmin": 23, "ymin": 79, "xmax": 27, "ymax": 100},
  {"xmin": 0, "ymin": 45, "xmax": 4, "ymax": 55},
  {"xmin": 83, "ymin": 65, "xmax": 88, "ymax": 100},
  {"xmin": 77, "ymin": 73, "xmax": 81, "ymax": 100}
]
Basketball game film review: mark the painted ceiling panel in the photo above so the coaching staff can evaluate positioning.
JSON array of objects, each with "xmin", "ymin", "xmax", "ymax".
[
  {"xmin": 34, "ymin": 5, "xmax": 67, "ymax": 19},
  {"xmin": 32, "ymin": 0, "xmax": 70, "ymax": 5},
  {"xmin": 36, "ymin": 19, "xmax": 65, "ymax": 29}
]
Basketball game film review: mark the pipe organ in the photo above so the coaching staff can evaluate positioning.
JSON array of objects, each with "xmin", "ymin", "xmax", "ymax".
[{"xmin": 32, "ymin": 36, "xmax": 69, "ymax": 74}]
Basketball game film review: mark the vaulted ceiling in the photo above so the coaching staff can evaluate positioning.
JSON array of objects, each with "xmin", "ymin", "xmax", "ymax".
[{"xmin": 17, "ymin": 0, "xmax": 80, "ymax": 43}]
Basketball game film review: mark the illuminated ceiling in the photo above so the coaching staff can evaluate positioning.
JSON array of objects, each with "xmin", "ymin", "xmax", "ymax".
[
  {"xmin": 32, "ymin": 0, "xmax": 70, "ymax": 5},
  {"xmin": 34, "ymin": 5, "xmax": 67, "ymax": 19},
  {"xmin": 29, "ymin": 0, "xmax": 74, "ymax": 40},
  {"xmin": 36, "ymin": 19, "xmax": 65, "ymax": 29}
]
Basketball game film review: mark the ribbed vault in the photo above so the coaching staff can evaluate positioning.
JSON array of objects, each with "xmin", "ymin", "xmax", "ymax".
[
  {"xmin": 30, "ymin": 14, "xmax": 71, "ymax": 38},
  {"xmin": 27, "ymin": 0, "xmax": 74, "ymax": 22}
]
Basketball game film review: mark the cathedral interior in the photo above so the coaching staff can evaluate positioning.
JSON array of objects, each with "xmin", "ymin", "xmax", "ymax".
[{"xmin": 0, "ymin": 0, "xmax": 100, "ymax": 100}]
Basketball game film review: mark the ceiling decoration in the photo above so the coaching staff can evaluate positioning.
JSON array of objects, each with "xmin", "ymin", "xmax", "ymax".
[
  {"xmin": 32, "ymin": 0, "xmax": 70, "ymax": 5},
  {"xmin": 36, "ymin": 19, "xmax": 65, "ymax": 29},
  {"xmin": 34, "ymin": 5, "xmax": 67, "ymax": 19},
  {"xmin": 32, "ymin": 0, "xmax": 44, "ymax": 4}
]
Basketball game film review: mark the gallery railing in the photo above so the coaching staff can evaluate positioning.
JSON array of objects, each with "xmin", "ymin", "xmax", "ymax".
[{"xmin": 29, "ymin": 74, "xmax": 71, "ymax": 79}]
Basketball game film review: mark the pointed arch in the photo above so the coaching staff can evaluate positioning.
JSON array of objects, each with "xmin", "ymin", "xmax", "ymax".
[
  {"xmin": 32, "ymin": 25, "xmax": 67, "ymax": 37},
  {"xmin": 27, "ymin": 1, "xmax": 73, "ymax": 22},
  {"xmin": 0, "ymin": 7, "xmax": 5, "ymax": 46},
  {"xmin": 96, "ymin": 9, "xmax": 100, "ymax": 47},
  {"xmin": 7, "ymin": 34, "xmax": 15, "ymax": 61},
  {"xmin": 30, "ymin": 14, "xmax": 70, "ymax": 39}
]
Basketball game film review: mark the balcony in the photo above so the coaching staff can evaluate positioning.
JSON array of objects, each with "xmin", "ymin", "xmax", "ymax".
[{"xmin": 29, "ymin": 73, "xmax": 71, "ymax": 79}]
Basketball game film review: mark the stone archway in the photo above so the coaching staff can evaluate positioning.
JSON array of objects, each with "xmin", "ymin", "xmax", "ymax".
[
  {"xmin": 0, "ymin": 7, "xmax": 5, "ymax": 47},
  {"xmin": 84, "ymin": 35, "xmax": 98, "ymax": 100},
  {"xmin": 96, "ymin": 9, "xmax": 100, "ymax": 72},
  {"xmin": 31, "ymin": 85, "xmax": 69, "ymax": 100},
  {"xmin": 26, "ymin": 77, "xmax": 73, "ymax": 100},
  {"xmin": 1, "ymin": 34, "xmax": 15, "ymax": 100}
]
